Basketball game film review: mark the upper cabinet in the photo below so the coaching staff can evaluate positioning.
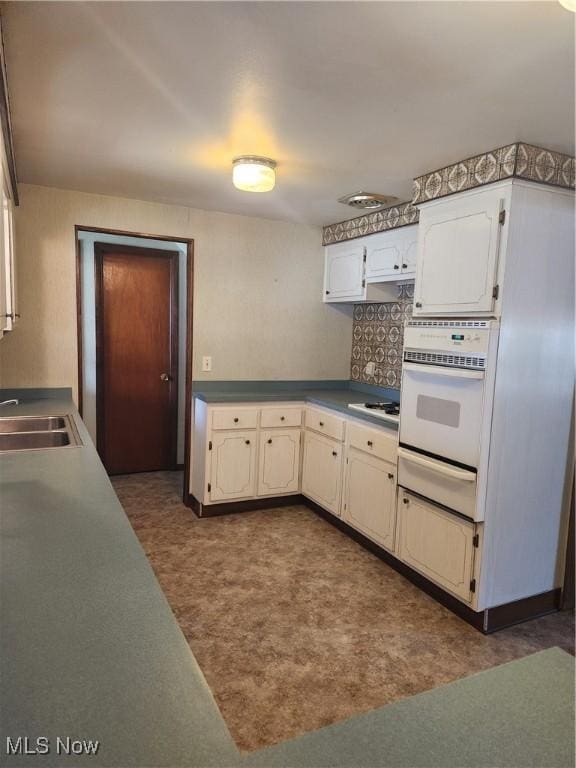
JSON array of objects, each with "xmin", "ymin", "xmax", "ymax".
[
  {"xmin": 323, "ymin": 225, "xmax": 417, "ymax": 304},
  {"xmin": 413, "ymin": 187, "xmax": 508, "ymax": 317},
  {"xmin": 0, "ymin": 169, "xmax": 16, "ymax": 336},
  {"xmin": 365, "ymin": 225, "xmax": 417, "ymax": 282},
  {"xmin": 323, "ymin": 240, "xmax": 365, "ymax": 301}
]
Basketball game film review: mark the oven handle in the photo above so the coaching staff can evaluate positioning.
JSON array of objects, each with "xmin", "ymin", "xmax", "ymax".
[
  {"xmin": 402, "ymin": 362, "xmax": 485, "ymax": 380},
  {"xmin": 398, "ymin": 447, "xmax": 477, "ymax": 482}
]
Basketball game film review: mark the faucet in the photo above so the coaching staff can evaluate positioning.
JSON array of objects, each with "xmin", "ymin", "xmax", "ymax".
[{"xmin": 0, "ymin": 399, "xmax": 19, "ymax": 407}]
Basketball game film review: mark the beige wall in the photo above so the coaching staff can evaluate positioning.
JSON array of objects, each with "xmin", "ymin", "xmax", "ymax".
[{"xmin": 0, "ymin": 184, "xmax": 352, "ymax": 401}]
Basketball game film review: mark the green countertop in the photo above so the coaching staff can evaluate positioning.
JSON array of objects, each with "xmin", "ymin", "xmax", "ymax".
[
  {"xmin": 192, "ymin": 380, "xmax": 401, "ymax": 430},
  {"xmin": 1, "ymin": 389, "xmax": 573, "ymax": 768}
]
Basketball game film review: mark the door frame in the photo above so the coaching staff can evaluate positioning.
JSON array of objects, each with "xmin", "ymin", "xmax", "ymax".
[
  {"xmin": 94, "ymin": 242, "xmax": 179, "ymax": 473},
  {"xmin": 75, "ymin": 226, "xmax": 194, "ymax": 502}
]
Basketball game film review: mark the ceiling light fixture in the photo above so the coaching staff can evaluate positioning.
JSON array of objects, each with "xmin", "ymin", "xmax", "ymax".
[
  {"xmin": 558, "ymin": 0, "xmax": 576, "ymax": 10},
  {"xmin": 232, "ymin": 156, "xmax": 276, "ymax": 192}
]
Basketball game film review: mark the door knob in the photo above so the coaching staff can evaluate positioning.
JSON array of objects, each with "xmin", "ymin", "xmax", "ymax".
[{"xmin": 160, "ymin": 373, "xmax": 170, "ymax": 381}]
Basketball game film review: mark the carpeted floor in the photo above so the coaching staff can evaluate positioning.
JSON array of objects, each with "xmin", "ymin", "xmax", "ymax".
[{"xmin": 113, "ymin": 471, "xmax": 575, "ymax": 753}]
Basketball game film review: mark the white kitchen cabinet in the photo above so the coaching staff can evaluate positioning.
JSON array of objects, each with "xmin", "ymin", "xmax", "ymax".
[
  {"xmin": 413, "ymin": 186, "xmax": 507, "ymax": 316},
  {"xmin": 0, "ymin": 127, "xmax": 16, "ymax": 338},
  {"xmin": 365, "ymin": 225, "xmax": 418, "ymax": 282},
  {"xmin": 324, "ymin": 241, "xmax": 365, "ymax": 301},
  {"xmin": 257, "ymin": 429, "xmax": 301, "ymax": 497},
  {"xmin": 301, "ymin": 430, "xmax": 343, "ymax": 516},
  {"xmin": 397, "ymin": 489, "xmax": 477, "ymax": 602},
  {"xmin": 209, "ymin": 430, "xmax": 257, "ymax": 502},
  {"xmin": 343, "ymin": 447, "xmax": 397, "ymax": 551}
]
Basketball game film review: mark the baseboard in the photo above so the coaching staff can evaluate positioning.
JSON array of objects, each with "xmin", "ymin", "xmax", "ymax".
[
  {"xmin": 186, "ymin": 494, "xmax": 306, "ymax": 518},
  {"xmin": 483, "ymin": 589, "xmax": 561, "ymax": 633},
  {"xmin": 182, "ymin": 492, "xmax": 561, "ymax": 634}
]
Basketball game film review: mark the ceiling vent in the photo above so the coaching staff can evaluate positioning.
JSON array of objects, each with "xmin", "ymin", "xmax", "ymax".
[{"xmin": 338, "ymin": 191, "xmax": 398, "ymax": 211}]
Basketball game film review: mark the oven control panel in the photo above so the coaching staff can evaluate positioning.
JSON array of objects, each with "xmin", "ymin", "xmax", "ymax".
[{"xmin": 403, "ymin": 326, "xmax": 492, "ymax": 355}]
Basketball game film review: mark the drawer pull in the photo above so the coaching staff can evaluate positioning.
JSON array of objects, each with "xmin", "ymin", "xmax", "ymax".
[
  {"xmin": 332, "ymin": 451, "xmax": 338, "ymax": 457},
  {"xmin": 280, "ymin": 416, "xmax": 285, "ymax": 421},
  {"xmin": 245, "ymin": 439, "xmax": 250, "ymax": 445},
  {"xmin": 319, "ymin": 421, "xmax": 324, "ymax": 427},
  {"xmin": 234, "ymin": 417, "xmax": 239, "ymax": 423},
  {"xmin": 388, "ymin": 472, "xmax": 394, "ymax": 479},
  {"xmin": 367, "ymin": 440, "xmax": 373, "ymax": 447},
  {"xmin": 267, "ymin": 438, "xmax": 272, "ymax": 444}
]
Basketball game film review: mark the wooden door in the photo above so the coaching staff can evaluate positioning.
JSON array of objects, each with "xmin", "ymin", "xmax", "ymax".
[
  {"xmin": 397, "ymin": 490, "xmax": 476, "ymax": 602},
  {"xmin": 95, "ymin": 243, "xmax": 178, "ymax": 475},
  {"xmin": 324, "ymin": 242, "xmax": 365, "ymax": 302},
  {"xmin": 257, "ymin": 429, "xmax": 301, "ymax": 497},
  {"xmin": 414, "ymin": 189, "xmax": 504, "ymax": 316},
  {"xmin": 209, "ymin": 431, "xmax": 256, "ymax": 501},
  {"xmin": 343, "ymin": 447, "xmax": 397, "ymax": 551},
  {"xmin": 301, "ymin": 431, "xmax": 343, "ymax": 515}
]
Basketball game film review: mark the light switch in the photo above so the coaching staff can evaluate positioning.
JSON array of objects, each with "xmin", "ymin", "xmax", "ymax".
[
  {"xmin": 202, "ymin": 356, "xmax": 212, "ymax": 372},
  {"xmin": 364, "ymin": 361, "xmax": 376, "ymax": 376}
]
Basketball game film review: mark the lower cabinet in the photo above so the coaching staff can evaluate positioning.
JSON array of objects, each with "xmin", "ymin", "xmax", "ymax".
[
  {"xmin": 209, "ymin": 431, "xmax": 257, "ymax": 501},
  {"xmin": 301, "ymin": 430, "xmax": 343, "ymax": 516},
  {"xmin": 397, "ymin": 489, "xmax": 476, "ymax": 602},
  {"xmin": 343, "ymin": 447, "xmax": 397, "ymax": 552},
  {"xmin": 257, "ymin": 429, "xmax": 301, "ymax": 497}
]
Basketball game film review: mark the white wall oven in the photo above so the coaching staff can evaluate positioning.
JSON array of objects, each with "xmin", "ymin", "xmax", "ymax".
[{"xmin": 398, "ymin": 320, "xmax": 499, "ymax": 521}]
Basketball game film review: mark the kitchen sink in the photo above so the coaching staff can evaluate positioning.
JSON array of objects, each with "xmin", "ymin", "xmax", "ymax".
[
  {"xmin": 0, "ymin": 414, "xmax": 82, "ymax": 453},
  {"xmin": 0, "ymin": 416, "xmax": 67, "ymax": 433}
]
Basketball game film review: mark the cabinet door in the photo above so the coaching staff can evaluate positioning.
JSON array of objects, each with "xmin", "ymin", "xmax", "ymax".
[
  {"xmin": 401, "ymin": 230, "xmax": 418, "ymax": 277},
  {"xmin": 324, "ymin": 242, "xmax": 365, "ymax": 301},
  {"xmin": 257, "ymin": 429, "xmax": 301, "ymax": 497},
  {"xmin": 210, "ymin": 431, "xmax": 256, "ymax": 501},
  {"xmin": 414, "ymin": 189, "xmax": 504, "ymax": 316},
  {"xmin": 397, "ymin": 490, "xmax": 476, "ymax": 602},
  {"xmin": 366, "ymin": 225, "xmax": 418, "ymax": 281},
  {"xmin": 343, "ymin": 448, "xmax": 397, "ymax": 551},
  {"xmin": 301, "ymin": 431, "xmax": 343, "ymax": 515}
]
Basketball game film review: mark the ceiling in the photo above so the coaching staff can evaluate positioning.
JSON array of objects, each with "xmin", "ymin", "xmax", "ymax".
[{"xmin": 2, "ymin": 1, "xmax": 574, "ymax": 226}]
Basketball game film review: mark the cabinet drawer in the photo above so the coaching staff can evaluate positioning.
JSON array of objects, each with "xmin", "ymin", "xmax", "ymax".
[
  {"xmin": 397, "ymin": 490, "xmax": 476, "ymax": 603},
  {"xmin": 260, "ymin": 407, "xmax": 302, "ymax": 429},
  {"xmin": 348, "ymin": 422, "xmax": 397, "ymax": 463},
  {"xmin": 211, "ymin": 408, "xmax": 258, "ymax": 430},
  {"xmin": 305, "ymin": 407, "xmax": 345, "ymax": 441}
]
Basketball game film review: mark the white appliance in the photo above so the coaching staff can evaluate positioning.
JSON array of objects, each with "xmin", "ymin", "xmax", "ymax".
[
  {"xmin": 398, "ymin": 320, "xmax": 499, "ymax": 521},
  {"xmin": 348, "ymin": 402, "xmax": 400, "ymax": 425}
]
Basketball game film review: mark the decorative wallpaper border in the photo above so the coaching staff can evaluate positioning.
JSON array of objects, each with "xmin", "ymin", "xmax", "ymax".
[
  {"xmin": 323, "ymin": 143, "xmax": 574, "ymax": 245},
  {"xmin": 322, "ymin": 201, "xmax": 418, "ymax": 246},
  {"xmin": 413, "ymin": 142, "xmax": 575, "ymax": 205}
]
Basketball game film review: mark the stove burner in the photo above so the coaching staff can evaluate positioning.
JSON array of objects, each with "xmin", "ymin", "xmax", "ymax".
[{"xmin": 365, "ymin": 402, "xmax": 400, "ymax": 416}]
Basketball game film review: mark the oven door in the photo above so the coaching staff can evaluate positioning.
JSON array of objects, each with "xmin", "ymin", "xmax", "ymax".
[{"xmin": 399, "ymin": 362, "xmax": 486, "ymax": 468}]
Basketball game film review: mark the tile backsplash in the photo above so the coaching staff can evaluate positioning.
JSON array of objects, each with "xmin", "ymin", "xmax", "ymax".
[{"xmin": 350, "ymin": 284, "xmax": 414, "ymax": 389}]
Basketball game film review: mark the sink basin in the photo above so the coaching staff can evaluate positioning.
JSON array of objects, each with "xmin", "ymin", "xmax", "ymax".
[
  {"xmin": 0, "ymin": 416, "xmax": 66, "ymax": 433},
  {"xmin": 0, "ymin": 431, "xmax": 71, "ymax": 450},
  {"xmin": 0, "ymin": 414, "xmax": 82, "ymax": 453}
]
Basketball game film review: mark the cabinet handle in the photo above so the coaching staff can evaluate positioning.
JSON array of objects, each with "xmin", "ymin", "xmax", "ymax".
[
  {"xmin": 267, "ymin": 438, "xmax": 272, "ymax": 444},
  {"xmin": 393, "ymin": 264, "xmax": 399, "ymax": 270},
  {"xmin": 325, "ymin": 291, "xmax": 330, "ymax": 295},
  {"xmin": 4, "ymin": 312, "xmax": 19, "ymax": 319},
  {"xmin": 319, "ymin": 421, "xmax": 324, "ymax": 427},
  {"xmin": 245, "ymin": 439, "xmax": 250, "ymax": 445},
  {"xmin": 234, "ymin": 417, "xmax": 239, "ymax": 423},
  {"xmin": 280, "ymin": 416, "xmax": 285, "ymax": 421},
  {"xmin": 402, "ymin": 264, "xmax": 407, "ymax": 269},
  {"xmin": 332, "ymin": 451, "xmax": 338, "ymax": 457},
  {"xmin": 403, "ymin": 497, "xmax": 409, "ymax": 504},
  {"xmin": 388, "ymin": 473, "xmax": 394, "ymax": 480},
  {"xmin": 415, "ymin": 302, "xmax": 422, "ymax": 308},
  {"xmin": 367, "ymin": 440, "xmax": 373, "ymax": 447}
]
